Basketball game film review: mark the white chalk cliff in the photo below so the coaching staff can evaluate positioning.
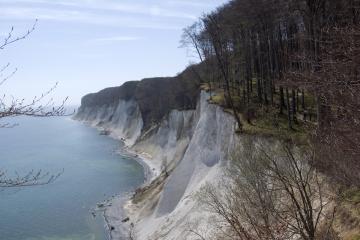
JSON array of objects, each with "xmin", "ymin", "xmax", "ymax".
[{"xmin": 75, "ymin": 91, "xmax": 272, "ymax": 239}]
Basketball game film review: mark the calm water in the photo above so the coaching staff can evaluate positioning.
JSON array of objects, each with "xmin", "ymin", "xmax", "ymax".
[{"xmin": 0, "ymin": 116, "xmax": 145, "ymax": 240}]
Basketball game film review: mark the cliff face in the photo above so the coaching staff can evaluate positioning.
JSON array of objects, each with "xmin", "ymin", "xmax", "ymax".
[
  {"xmin": 76, "ymin": 68, "xmax": 200, "ymax": 132},
  {"xmin": 75, "ymin": 82, "xmax": 280, "ymax": 239},
  {"xmin": 134, "ymin": 75, "xmax": 199, "ymax": 129},
  {"xmin": 75, "ymin": 97, "xmax": 143, "ymax": 146},
  {"xmin": 125, "ymin": 92, "xmax": 279, "ymax": 240}
]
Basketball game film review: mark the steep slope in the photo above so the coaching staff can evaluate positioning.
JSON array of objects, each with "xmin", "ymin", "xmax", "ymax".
[
  {"xmin": 76, "ymin": 81, "xmax": 284, "ymax": 239},
  {"xmin": 126, "ymin": 91, "xmax": 238, "ymax": 239}
]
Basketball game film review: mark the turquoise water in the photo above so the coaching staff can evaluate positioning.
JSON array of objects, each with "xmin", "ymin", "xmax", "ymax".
[{"xmin": 0, "ymin": 116, "xmax": 144, "ymax": 240}]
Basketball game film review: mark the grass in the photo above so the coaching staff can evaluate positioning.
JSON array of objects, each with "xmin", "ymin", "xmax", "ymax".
[
  {"xmin": 241, "ymin": 110, "xmax": 313, "ymax": 143},
  {"xmin": 200, "ymin": 82, "xmax": 316, "ymax": 143},
  {"xmin": 207, "ymin": 89, "xmax": 313, "ymax": 143}
]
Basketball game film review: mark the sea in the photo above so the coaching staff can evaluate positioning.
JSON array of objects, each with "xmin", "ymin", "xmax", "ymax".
[{"xmin": 0, "ymin": 116, "xmax": 144, "ymax": 240}]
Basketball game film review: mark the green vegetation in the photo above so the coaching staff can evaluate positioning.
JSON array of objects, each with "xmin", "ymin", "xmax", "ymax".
[
  {"xmin": 202, "ymin": 83, "xmax": 314, "ymax": 143},
  {"xmin": 241, "ymin": 112, "xmax": 313, "ymax": 143}
]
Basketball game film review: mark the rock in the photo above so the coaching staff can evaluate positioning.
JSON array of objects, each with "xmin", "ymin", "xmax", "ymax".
[{"xmin": 121, "ymin": 217, "xmax": 130, "ymax": 223}]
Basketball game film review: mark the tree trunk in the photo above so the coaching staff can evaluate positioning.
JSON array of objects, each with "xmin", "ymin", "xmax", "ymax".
[
  {"xmin": 296, "ymin": 89, "xmax": 300, "ymax": 111},
  {"xmin": 292, "ymin": 89, "xmax": 297, "ymax": 123},
  {"xmin": 286, "ymin": 88, "xmax": 293, "ymax": 129},
  {"xmin": 280, "ymin": 86, "xmax": 285, "ymax": 115},
  {"xmin": 302, "ymin": 89, "xmax": 305, "ymax": 110}
]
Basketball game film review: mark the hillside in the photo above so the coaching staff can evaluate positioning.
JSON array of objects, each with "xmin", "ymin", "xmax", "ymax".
[
  {"xmin": 79, "ymin": 67, "xmax": 200, "ymax": 130},
  {"xmin": 75, "ymin": 0, "xmax": 360, "ymax": 239}
]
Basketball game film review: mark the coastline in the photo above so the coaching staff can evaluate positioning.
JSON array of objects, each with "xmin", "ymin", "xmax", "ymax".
[
  {"xmin": 76, "ymin": 120, "xmax": 158, "ymax": 240},
  {"xmin": 106, "ymin": 136, "xmax": 158, "ymax": 240},
  {"xmin": 73, "ymin": 91, "xmax": 239, "ymax": 239},
  {"xmin": 77, "ymin": 120, "xmax": 158, "ymax": 181}
]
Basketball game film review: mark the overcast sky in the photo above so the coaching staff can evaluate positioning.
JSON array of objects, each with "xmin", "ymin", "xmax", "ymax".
[{"xmin": 0, "ymin": 0, "xmax": 228, "ymax": 106}]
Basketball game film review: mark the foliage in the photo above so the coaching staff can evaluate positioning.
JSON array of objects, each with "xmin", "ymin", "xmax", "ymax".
[{"xmin": 182, "ymin": 0, "xmax": 360, "ymax": 186}]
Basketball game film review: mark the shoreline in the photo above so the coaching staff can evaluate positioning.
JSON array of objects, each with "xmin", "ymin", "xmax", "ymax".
[
  {"xmin": 73, "ymin": 91, "xmax": 232, "ymax": 239},
  {"xmin": 76, "ymin": 120, "xmax": 157, "ymax": 240},
  {"xmin": 105, "ymin": 137, "xmax": 157, "ymax": 240},
  {"xmin": 74, "ymin": 119, "xmax": 158, "ymax": 181}
]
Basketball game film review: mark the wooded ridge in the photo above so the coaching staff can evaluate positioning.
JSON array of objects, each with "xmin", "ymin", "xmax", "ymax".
[{"xmin": 181, "ymin": 0, "xmax": 360, "ymax": 187}]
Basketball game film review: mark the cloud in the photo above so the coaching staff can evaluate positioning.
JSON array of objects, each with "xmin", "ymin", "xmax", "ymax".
[
  {"xmin": 0, "ymin": 6, "xmax": 185, "ymax": 30},
  {"xmin": 90, "ymin": 36, "xmax": 141, "ymax": 44},
  {"xmin": 0, "ymin": 0, "xmax": 197, "ymax": 20}
]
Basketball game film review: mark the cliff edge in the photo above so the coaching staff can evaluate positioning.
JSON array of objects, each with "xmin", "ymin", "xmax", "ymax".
[
  {"xmin": 75, "ymin": 73, "xmax": 285, "ymax": 239},
  {"xmin": 77, "ymin": 67, "xmax": 200, "ymax": 132}
]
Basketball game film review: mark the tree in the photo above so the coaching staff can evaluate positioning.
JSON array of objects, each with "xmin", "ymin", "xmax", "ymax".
[
  {"xmin": 0, "ymin": 21, "xmax": 67, "ymax": 187},
  {"xmin": 196, "ymin": 141, "xmax": 336, "ymax": 240},
  {"xmin": 0, "ymin": 169, "xmax": 63, "ymax": 188},
  {"xmin": 203, "ymin": 13, "xmax": 244, "ymax": 131},
  {"xmin": 180, "ymin": 22, "xmax": 205, "ymax": 62},
  {"xmin": 182, "ymin": 0, "xmax": 360, "ymax": 186},
  {"xmin": 181, "ymin": 21, "xmax": 217, "ymax": 99},
  {"xmin": 285, "ymin": 1, "xmax": 360, "ymax": 185}
]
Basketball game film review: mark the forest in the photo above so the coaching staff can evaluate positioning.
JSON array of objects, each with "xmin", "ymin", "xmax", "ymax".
[{"xmin": 181, "ymin": 0, "xmax": 360, "ymax": 187}]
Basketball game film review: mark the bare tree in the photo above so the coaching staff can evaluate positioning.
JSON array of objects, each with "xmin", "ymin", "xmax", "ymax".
[
  {"xmin": 0, "ymin": 20, "xmax": 69, "ymax": 122},
  {"xmin": 203, "ymin": 14, "xmax": 244, "ymax": 131},
  {"xmin": 181, "ymin": 22, "xmax": 205, "ymax": 62},
  {"xmin": 0, "ymin": 169, "xmax": 63, "ymax": 188},
  {"xmin": 0, "ymin": 21, "xmax": 68, "ymax": 187},
  {"xmin": 196, "ymin": 142, "xmax": 336, "ymax": 240},
  {"xmin": 181, "ymin": 21, "xmax": 217, "ymax": 99},
  {"xmin": 181, "ymin": 0, "xmax": 359, "ymax": 187}
]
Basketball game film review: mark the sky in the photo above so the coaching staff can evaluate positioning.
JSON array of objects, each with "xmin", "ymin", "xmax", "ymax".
[{"xmin": 0, "ymin": 0, "xmax": 229, "ymax": 106}]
